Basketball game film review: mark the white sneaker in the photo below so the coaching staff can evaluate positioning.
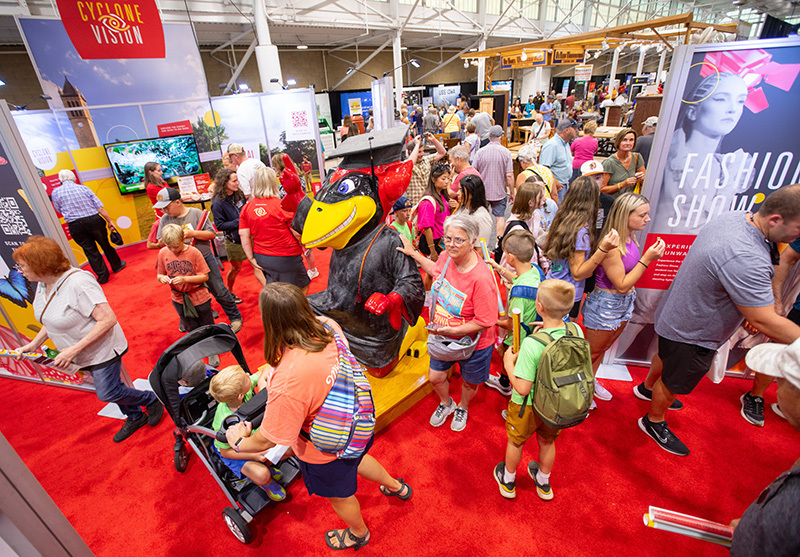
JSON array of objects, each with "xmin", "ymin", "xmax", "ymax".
[
  {"xmin": 594, "ymin": 379, "xmax": 613, "ymax": 401},
  {"xmin": 430, "ymin": 398, "xmax": 456, "ymax": 427},
  {"xmin": 485, "ymin": 374, "xmax": 512, "ymax": 396},
  {"xmin": 307, "ymin": 268, "xmax": 320, "ymax": 279},
  {"xmin": 772, "ymin": 402, "xmax": 786, "ymax": 420},
  {"xmin": 451, "ymin": 407, "xmax": 468, "ymax": 431},
  {"xmin": 589, "ymin": 399, "xmax": 597, "ymax": 411}
]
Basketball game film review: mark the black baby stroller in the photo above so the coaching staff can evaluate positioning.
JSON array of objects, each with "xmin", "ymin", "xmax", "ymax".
[{"xmin": 149, "ymin": 323, "xmax": 301, "ymax": 544}]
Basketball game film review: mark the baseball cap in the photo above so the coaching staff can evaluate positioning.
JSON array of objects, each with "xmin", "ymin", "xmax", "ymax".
[
  {"xmin": 581, "ymin": 160, "xmax": 610, "ymax": 177},
  {"xmin": 153, "ymin": 187, "xmax": 180, "ymax": 209},
  {"xmin": 392, "ymin": 196, "xmax": 412, "ymax": 214},
  {"xmin": 488, "ymin": 125, "xmax": 504, "ymax": 139},
  {"xmin": 643, "ymin": 116, "xmax": 658, "ymax": 128},
  {"xmin": 556, "ymin": 118, "xmax": 580, "ymax": 131},
  {"xmin": 226, "ymin": 143, "xmax": 245, "ymax": 155},
  {"xmin": 745, "ymin": 338, "xmax": 800, "ymax": 390}
]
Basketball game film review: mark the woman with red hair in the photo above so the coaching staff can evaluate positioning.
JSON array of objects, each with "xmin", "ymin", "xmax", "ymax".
[{"xmin": 13, "ymin": 236, "xmax": 163, "ymax": 443}]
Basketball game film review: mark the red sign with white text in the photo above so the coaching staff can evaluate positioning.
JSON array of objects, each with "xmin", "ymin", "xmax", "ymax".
[
  {"xmin": 158, "ymin": 120, "xmax": 193, "ymax": 137},
  {"xmin": 194, "ymin": 173, "xmax": 211, "ymax": 195},
  {"xmin": 56, "ymin": 0, "xmax": 165, "ymax": 59},
  {"xmin": 636, "ymin": 234, "xmax": 696, "ymax": 290}
]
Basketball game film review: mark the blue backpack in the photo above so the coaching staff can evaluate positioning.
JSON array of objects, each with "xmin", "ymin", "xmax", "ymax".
[{"xmin": 303, "ymin": 330, "xmax": 376, "ymax": 459}]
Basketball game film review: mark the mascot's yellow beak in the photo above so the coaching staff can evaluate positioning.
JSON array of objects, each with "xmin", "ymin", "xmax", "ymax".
[{"xmin": 301, "ymin": 196, "xmax": 376, "ymax": 250}]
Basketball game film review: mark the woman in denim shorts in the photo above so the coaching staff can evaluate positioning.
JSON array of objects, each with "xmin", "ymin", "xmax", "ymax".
[{"xmin": 581, "ymin": 193, "xmax": 665, "ymax": 402}]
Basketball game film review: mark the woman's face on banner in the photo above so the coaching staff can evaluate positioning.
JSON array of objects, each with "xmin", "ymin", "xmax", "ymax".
[{"xmin": 689, "ymin": 75, "xmax": 748, "ymax": 139}]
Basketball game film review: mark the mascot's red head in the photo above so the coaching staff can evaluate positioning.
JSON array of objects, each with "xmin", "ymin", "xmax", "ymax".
[{"xmin": 292, "ymin": 126, "xmax": 415, "ymax": 249}]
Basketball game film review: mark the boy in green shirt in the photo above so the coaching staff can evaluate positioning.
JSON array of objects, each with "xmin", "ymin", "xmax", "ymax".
[
  {"xmin": 494, "ymin": 279, "xmax": 580, "ymax": 501},
  {"xmin": 210, "ymin": 365, "xmax": 286, "ymax": 501},
  {"xmin": 486, "ymin": 229, "xmax": 544, "ymax": 397},
  {"xmin": 389, "ymin": 196, "xmax": 414, "ymax": 243}
]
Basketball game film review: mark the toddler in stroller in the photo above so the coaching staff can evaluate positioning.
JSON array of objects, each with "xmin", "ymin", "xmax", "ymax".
[
  {"xmin": 149, "ymin": 323, "xmax": 300, "ymax": 544},
  {"xmin": 209, "ymin": 365, "xmax": 286, "ymax": 501}
]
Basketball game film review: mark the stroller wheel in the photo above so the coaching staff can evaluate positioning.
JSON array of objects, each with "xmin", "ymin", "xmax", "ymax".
[
  {"xmin": 174, "ymin": 443, "xmax": 189, "ymax": 473},
  {"xmin": 222, "ymin": 507, "xmax": 252, "ymax": 544}
]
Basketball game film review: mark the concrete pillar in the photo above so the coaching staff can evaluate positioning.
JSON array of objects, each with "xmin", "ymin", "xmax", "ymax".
[
  {"xmin": 254, "ymin": 0, "xmax": 283, "ymax": 91},
  {"xmin": 657, "ymin": 49, "xmax": 667, "ymax": 83},
  {"xmin": 636, "ymin": 46, "xmax": 646, "ymax": 76},
  {"xmin": 608, "ymin": 47, "xmax": 620, "ymax": 96},
  {"xmin": 393, "ymin": 31, "xmax": 404, "ymax": 109},
  {"xmin": 477, "ymin": 37, "xmax": 487, "ymax": 92}
]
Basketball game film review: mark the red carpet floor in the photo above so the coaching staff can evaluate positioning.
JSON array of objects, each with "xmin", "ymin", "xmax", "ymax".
[{"xmin": 1, "ymin": 243, "xmax": 798, "ymax": 556}]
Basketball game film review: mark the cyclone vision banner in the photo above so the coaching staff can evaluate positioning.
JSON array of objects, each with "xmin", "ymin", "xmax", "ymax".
[{"xmin": 55, "ymin": 0, "xmax": 165, "ymax": 59}]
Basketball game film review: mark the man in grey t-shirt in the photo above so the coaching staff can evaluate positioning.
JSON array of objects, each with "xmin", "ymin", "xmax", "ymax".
[{"xmin": 637, "ymin": 185, "xmax": 800, "ymax": 457}]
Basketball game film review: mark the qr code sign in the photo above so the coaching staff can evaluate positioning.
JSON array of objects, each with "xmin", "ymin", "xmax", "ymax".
[
  {"xmin": 291, "ymin": 110, "xmax": 308, "ymax": 129},
  {"xmin": 0, "ymin": 197, "xmax": 32, "ymax": 236}
]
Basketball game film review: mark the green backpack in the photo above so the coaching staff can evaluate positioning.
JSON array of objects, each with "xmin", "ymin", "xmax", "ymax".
[{"xmin": 518, "ymin": 322, "xmax": 594, "ymax": 430}]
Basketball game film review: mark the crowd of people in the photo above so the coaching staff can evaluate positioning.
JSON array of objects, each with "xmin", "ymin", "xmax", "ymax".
[{"xmin": 17, "ymin": 90, "xmax": 799, "ymax": 553}]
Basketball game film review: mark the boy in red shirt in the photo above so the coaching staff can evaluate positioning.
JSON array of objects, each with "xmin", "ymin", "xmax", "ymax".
[{"xmin": 156, "ymin": 224, "xmax": 214, "ymax": 333}]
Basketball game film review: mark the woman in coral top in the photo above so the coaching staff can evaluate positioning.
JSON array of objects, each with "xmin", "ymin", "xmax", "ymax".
[
  {"xmin": 225, "ymin": 282, "xmax": 411, "ymax": 551},
  {"xmin": 239, "ymin": 167, "xmax": 310, "ymax": 293}
]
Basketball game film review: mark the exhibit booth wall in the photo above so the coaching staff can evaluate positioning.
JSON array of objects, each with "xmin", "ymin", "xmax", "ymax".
[{"xmin": 0, "ymin": 18, "xmax": 324, "ymax": 390}]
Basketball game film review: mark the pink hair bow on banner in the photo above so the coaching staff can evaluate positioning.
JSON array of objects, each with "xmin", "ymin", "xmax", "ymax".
[{"xmin": 700, "ymin": 49, "xmax": 800, "ymax": 113}]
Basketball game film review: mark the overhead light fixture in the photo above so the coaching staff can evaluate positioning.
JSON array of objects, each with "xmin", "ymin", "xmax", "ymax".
[
  {"xmin": 286, "ymin": 78, "xmax": 296, "ymax": 86},
  {"xmin": 469, "ymin": 48, "xmax": 477, "ymax": 52},
  {"xmin": 239, "ymin": 83, "xmax": 250, "ymax": 91},
  {"xmin": 410, "ymin": 59, "xmax": 420, "ymax": 68},
  {"xmin": 520, "ymin": 50, "xmax": 528, "ymax": 61},
  {"xmin": 471, "ymin": 59, "xmax": 478, "ymax": 66},
  {"xmin": 346, "ymin": 67, "xmax": 354, "ymax": 75},
  {"xmin": 0, "ymin": 79, "xmax": 5, "ymax": 86},
  {"xmin": 464, "ymin": 59, "xmax": 470, "ymax": 68},
  {"xmin": 297, "ymin": 45, "xmax": 308, "ymax": 50},
  {"xmin": 401, "ymin": 46, "xmax": 408, "ymax": 50},
  {"xmin": 602, "ymin": 39, "xmax": 609, "ymax": 49}
]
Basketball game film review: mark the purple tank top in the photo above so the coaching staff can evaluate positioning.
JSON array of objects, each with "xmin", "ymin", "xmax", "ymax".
[{"xmin": 594, "ymin": 238, "xmax": 640, "ymax": 291}]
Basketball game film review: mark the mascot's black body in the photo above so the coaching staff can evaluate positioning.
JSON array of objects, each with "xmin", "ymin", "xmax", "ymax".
[{"xmin": 292, "ymin": 127, "xmax": 424, "ymax": 376}]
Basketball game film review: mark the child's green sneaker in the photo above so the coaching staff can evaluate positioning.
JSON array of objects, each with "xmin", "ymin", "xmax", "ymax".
[
  {"xmin": 269, "ymin": 465, "xmax": 283, "ymax": 482},
  {"xmin": 262, "ymin": 480, "xmax": 287, "ymax": 502}
]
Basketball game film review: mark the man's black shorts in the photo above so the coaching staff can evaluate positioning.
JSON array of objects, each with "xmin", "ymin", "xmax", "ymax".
[{"xmin": 658, "ymin": 335, "xmax": 717, "ymax": 395}]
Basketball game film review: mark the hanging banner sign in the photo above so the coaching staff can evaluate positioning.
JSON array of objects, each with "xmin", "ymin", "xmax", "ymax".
[
  {"xmin": 610, "ymin": 38, "xmax": 800, "ymax": 372},
  {"xmin": 55, "ymin": 0, "xmax": 166, "ymax": 59},
  {"xmin": 158, "ymin": 120, "xmax": 193, "ymax": 137},
  {"xmin": 501, "ymin": 51, "xmax": 548, "ymax": 69},
  {"xmin": 574, "ymin": 65, "xmax": 593, "ymax": 82},
  {"xmin": 552, "ymin": 48, "xmax": 585, "ymax": 65}
]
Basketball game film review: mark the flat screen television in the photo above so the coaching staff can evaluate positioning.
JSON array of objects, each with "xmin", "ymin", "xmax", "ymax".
[{"xmin": 104, "ymin": 134, "xmax": 202, "ymax": 194}]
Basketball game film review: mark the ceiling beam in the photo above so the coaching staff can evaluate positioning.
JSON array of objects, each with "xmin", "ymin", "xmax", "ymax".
[{"xmin": 464, "ymin": 11, "xmax": 695, "ymax": 58}]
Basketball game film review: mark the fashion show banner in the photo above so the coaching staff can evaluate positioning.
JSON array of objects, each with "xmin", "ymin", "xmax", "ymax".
[{"xmin": 611, "ymin": 37, "xmax": 800, "ymax": 376}]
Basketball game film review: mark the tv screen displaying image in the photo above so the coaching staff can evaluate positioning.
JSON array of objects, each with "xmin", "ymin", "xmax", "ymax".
[{"xmin": 104, "ymin": 135, "xmax": 202, "ymax": 194}]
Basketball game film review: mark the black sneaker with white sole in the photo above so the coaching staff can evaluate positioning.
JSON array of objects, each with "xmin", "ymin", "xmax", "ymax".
[
  {"xmin": 633, "ymin": 382, "xmax": 684, "ymax": 410},
  {"xmin": 638, "ymin": 414, "xmax": 689, "ymax": 456},
  {"xmin": 740, "ymin": 392, "xmax": 765, "ymax": 427}
]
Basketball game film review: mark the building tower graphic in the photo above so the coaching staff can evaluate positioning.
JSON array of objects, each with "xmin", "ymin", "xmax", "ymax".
[{"xmin": 59, "ymin": 77, "xmax": 100, "ymax": 149}]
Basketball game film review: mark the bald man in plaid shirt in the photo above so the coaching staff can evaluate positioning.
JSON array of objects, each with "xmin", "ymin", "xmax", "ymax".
[{"xmin": 51, "ymin": 169, "xmax": 125, "ymax": 284}]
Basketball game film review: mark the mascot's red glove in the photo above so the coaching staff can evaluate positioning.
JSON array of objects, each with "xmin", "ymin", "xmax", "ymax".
[
  {"xmin": 280, "ymin": 154, "xmax": 305, "ymax": 214},
  {"xmin": 365, "ymin": 292, "xmax": 410, "ymax": 330}
]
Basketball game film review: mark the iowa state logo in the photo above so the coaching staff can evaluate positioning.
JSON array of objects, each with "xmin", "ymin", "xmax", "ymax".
[{"xmin": 56, "ymin": 0, "xmax": 165, "ymax": 59}]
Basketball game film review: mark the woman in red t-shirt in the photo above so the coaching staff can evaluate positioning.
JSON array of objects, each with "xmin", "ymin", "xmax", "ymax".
[
  {"xmin": 398, "ymin": 212, "xmax": 499, "ymax": 432},
  {"xmin": 224, "ymin": 282, "xmax": 411, "ymax": 551},
  {"xmin": 143, "ymin": 161, "xmax": 167, "ymax": 218},
  {"xmin": 239, "ymin": 167, "xmax": 310, "ymax": 293}
]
